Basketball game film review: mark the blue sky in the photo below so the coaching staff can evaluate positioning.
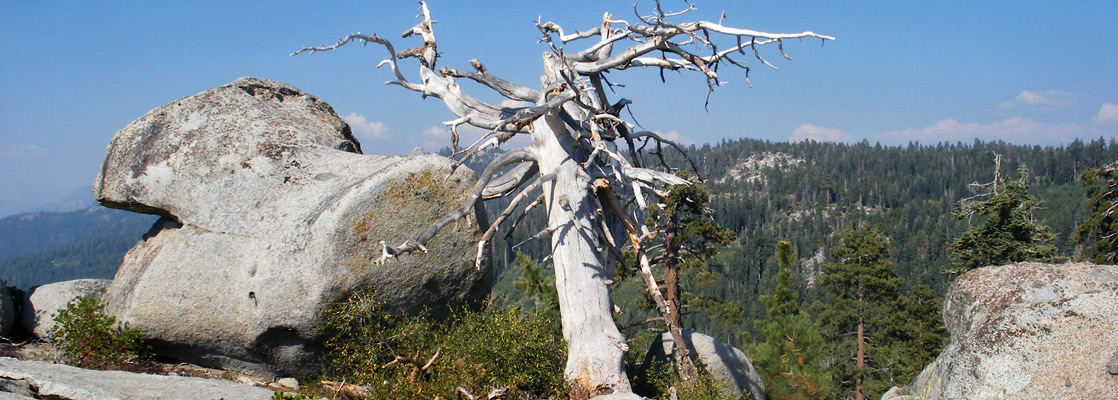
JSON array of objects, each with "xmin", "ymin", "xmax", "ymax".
[{"xmin": 1, "ymin": 1, "xmax": 1116, "ymax": 217}]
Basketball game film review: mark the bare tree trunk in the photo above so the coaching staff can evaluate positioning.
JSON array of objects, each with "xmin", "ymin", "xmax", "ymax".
[{"xmin": 533, "ymin": 110, "xmax": 630, "ymax": 396}]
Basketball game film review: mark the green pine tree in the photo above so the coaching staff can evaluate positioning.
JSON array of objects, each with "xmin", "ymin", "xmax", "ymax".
[
  {"xmin": 879, "ymin": 281, "xmax": 947, "ymax": 384},
  {"xmin": 641, "ymin": 174, "xmax": 736, "ymax": 380},
  {"xmin": 513, "ymin": 252, "xmax": 558, "ymax": 319},
  {"xmin": 1076, "ymin": 161, "xmax": 1118, "ymax": 263},
  {"xmin": 752, "ymin": 241, "xmax": 831, "ymax": 399},
  {"xmin": 817, "ymin": 225, "xmax": 904, "ymax": 400},
  {"xmin": 948, "ymin": 163, "xmax": 1058, "ymax": 273}
]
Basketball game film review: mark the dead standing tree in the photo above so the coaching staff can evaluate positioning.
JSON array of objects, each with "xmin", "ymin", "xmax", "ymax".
[{"xmin": 295, "ymin": 1, "xmax": 831, "ymax": 397}]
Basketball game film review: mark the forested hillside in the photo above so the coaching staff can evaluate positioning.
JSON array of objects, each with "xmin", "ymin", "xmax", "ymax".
[
  {"xmin": 490, "ymin": 137, "xmax": 1117, "ymax": 345},
  {"xmin": 0, "ymin": 206, "xmax": 157, "ymax": 289}
]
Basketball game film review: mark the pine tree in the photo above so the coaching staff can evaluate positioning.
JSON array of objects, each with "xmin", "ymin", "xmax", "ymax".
[
  {"xmin": 512, "ymin": 252, "xmax": 558, "ymax": 319},
  {"xmin": 752, "ymin": 241, "xmax": 831, "ymax": 399},
  {"xmin": 878, "ymin": 281, "xmax": 947, "ymax": 384},
  {"xmin": 949, "ymin": 163, "xmax": 1057, "ymax": 273},
  {"xmin": 817, "ymin": 225, "xmax": 903, "ymax": 400},
  {"xmin": 1076, "ymin": 161, "xmax": 1118, "ymax": 263},
  {"xmin": 643, "ymin": 175, "xmax": 735, "ymax": 380}
]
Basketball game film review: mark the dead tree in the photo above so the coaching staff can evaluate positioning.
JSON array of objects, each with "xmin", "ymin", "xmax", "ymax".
[{"xmin": 295, "ymin": 2, "xmax": 831, "ymax": 397}]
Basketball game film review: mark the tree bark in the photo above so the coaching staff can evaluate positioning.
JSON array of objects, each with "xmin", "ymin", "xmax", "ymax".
[
  {"xmin": 530, "ymin": 76, "xmax": 630, "ymax": 396},
  {"xmin": 664, "ymin": 221, "xmax": 696, "ymax": 380},
  {"xmin": 856, "ymin": 319, "xmax": 865, "ymax": 400}
]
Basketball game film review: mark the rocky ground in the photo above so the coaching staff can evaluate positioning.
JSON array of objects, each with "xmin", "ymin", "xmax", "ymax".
[{"xmin": 0, "ymin": 341, "xmax": 295, "ymax": 399}]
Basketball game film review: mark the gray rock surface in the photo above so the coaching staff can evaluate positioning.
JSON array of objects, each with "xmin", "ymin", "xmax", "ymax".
[
  {"xmin": 0, "ymin": 285, "xmax": 13, "ymax": 338},
  {"xmin": 645, "ymin": 330, "xmax": 766, "ymax": 400},
  {"xmin": 20, "ymin": 279, "xmax": 111, "ymax": 339},
  {"xmin": 879, "ymin": 386, "xmax": 914, "ymax": 400},
  {"xmin": 94, "ymin": 77, "xmax": 490, "ymax": 376},
  {"xmin": 0, "ymin": 356, "xmax": 275, "ymax": 399},
  {"xmin": 909, "ymin": 262, "xmax": 1118, "ymax": 399}
]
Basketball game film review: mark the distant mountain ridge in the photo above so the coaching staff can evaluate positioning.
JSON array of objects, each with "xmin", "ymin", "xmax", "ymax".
[
  {"xmin": 22, "ymin": 185, "xmax": 100, "ymax": 214},
  {"xmin": 0, "ymin": 188, "xmax": 158, "ymax": 289}
]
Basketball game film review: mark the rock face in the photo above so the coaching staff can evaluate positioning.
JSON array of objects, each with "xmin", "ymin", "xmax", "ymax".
[
  {"xmin": 0, "ymin": 356, "xmax": 275, "ymax": 399},
  {"xmin": 645, "ymin": 330, "xmax": 766, "ymax": 400},
  {"xmin": 21, "ymin": 279, "xmax": 111, "ymax": 339},
  {"xmin": 94, "ymin": 77, "xmax": 489, "ymax": 375},
  {"xmin": 910, "ymin": 262, "xmax": 1118, "ymax": 399}
]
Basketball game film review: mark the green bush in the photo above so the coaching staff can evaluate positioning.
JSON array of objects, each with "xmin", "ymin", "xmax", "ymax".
[
  {"xmin": 49, "ymin": 296, "xmax": 147, "ymax": 370},
  {"xmin": 271, "ymin": 391, "xmax": 317, "ymax": 400},
  {"xmin": 631, "ymin": 361, "xmax": 736, "ymax": 400},
  {"xmin": 317, "ymin": 293, "xmax": 566, "ymax": 399}
]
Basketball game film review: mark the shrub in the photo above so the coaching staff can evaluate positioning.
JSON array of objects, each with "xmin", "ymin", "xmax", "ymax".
[
  {"xmin": 631, "ymin": 361, "xmax": 736, "ymax": 400},
  {"xmin": 49, "ymin": 296, "xmax": 147, "ymax": 370},
  {"xmin": 317, "ymin": 293, "xmax": 566, "ymax": 399}
]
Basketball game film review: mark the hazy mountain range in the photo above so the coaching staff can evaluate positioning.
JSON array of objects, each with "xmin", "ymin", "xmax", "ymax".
[{"xmin": 0, "ymin": 188, "xmax": 157, "ymax": 289}]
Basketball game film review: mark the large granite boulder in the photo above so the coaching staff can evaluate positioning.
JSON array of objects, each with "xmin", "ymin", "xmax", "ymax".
[
  {"xmin": 909, "ymin": 262, "xmax": 1118, "ymax": 399},
  {"xmin": 20, "ymin": 279, "xmax": 111, "ymax": 339},
  {"xmin": 644, "ymin": 330, "xmax": 766, "ymax": 400},
  {"xmin": 94, "ymin": 77, "xmax": 490, "ymax": 376}
]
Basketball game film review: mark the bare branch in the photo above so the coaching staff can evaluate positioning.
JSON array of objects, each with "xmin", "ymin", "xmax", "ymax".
[
  {"xmin": 440, "ymin": 61, "xmax": 542, "ymax": 102},
  {"xmin": 620, "ymin": 316, "xmax": 666, "ymax": 330},
  {"xmin": 537, "ymin": 20, "xmax": 604, "ymax": 43},
  {"xmin": 482, "ymin": 162, "xmax": 540, "ymax": 199},
  {"xmin": 595, "ymin": 180, "xmax": 671, "ymax": 318},
  {"xmin": 475, "ymin": 174, "xmax": 556, "ymax": 269},
  {"xmin": 292, "ymin": 33, "xmax": 420, "ymax": 91},
  {"xmin": 505, "ymin": 194, "xmax": 545, "ymax": 240},
  {"xmin": 511, "ymin": 225, "xmax": 556, "ymax": 253},
  {"xmin": 380, "ymin": 149, "xmax": 537, "ymax": 263}
]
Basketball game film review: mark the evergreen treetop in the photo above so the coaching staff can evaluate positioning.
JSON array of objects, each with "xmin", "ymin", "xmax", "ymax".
[
  {"xmin": 949, "ymin": 163, "xmax": 1058, "ymax": 273},
  {"xmin": 1076, "ymin": 161, "xmax": 1118, "ymax": 263}
]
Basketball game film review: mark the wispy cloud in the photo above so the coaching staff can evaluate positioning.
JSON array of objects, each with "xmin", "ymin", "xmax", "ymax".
[
  {"xmin": 998, "ymin": 89, "xmax": 1076, "ymax": 110},
  {"xmin": 1094, "ymin": 103, "xmax": 1118, "ymax": 124},
  {"xmin": 790, "ymin": 124, "xmax": 853, "ymax": 143},
  {"xmin": 421, "ymin": 126, "xmax": 449, "ymax": 140},
  {"xmin": 883, "ymin": 117, "xmax": 1086, "ymax": 145},
  {"xmin": 0, "ymin": 143, "xmax": 43, "ymax": 158},
  {"xmin": 342, "ymin": 112, "xmax": 392, "ymax": 140}
]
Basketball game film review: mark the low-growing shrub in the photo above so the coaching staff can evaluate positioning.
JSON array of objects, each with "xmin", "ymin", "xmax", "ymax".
[
  {"xmin": 317, "ymin": 293, "xmax": 566, "ymax": 399},
  {"xmin": 49, "ymin": 296, "xmax": 147, "ymax": 370}
]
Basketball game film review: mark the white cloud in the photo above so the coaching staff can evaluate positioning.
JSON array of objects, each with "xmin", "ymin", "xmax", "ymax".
[
  {"xmin": 998, "ymin": 89, "xmax": 1076, "ymax": 110},
  {"xmin": 1095, "ymin": 103, "xmax": 1118, "ymax": 124},
  {"xmin": 342, "ymin": 112, "xmax": 392, "ymax": 140},
  {"xmin": 883, "ymin": 117, "xmax": 1086, "ymax": 145},
  {"xmin": 789, "ymin": 124, "xmax": 853, "ymax": 143},
  {"xmin": 421, "ymin": 126, "xmax": 449, "ymax": 139},
  {"xmin": 654, "ymin": 130, "xmax": 695, "ymax": 145}
]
